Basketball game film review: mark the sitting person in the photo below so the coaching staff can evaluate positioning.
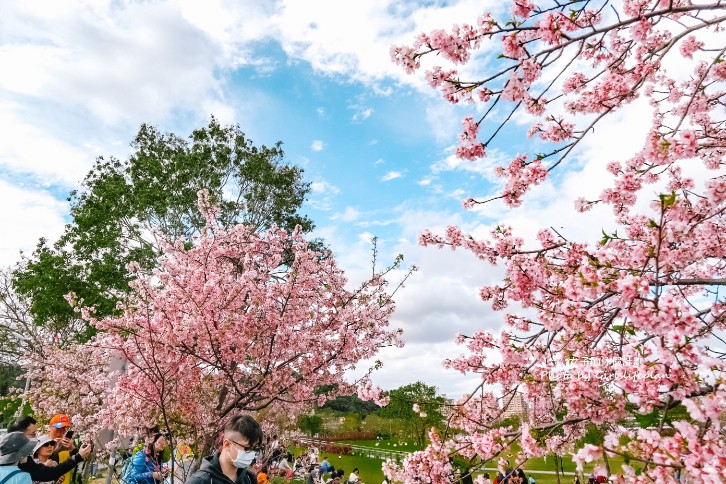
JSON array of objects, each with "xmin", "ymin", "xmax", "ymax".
[
  {"xmin": 325, "ymin": 469, "xmax": 344, "ymax": 484},
  {"xmin": 277, "ymin": 454, "xmax": 292, "ymax": 477},
  {"xmin": 347, "ymin": 468, "xmax": 360, "ymax": 483},
  {"xmin": 319, "ymin": 457, "xmax": 332, "ymax": 476},
  {"xmin": 127, "ymin": 433, "xmax": 168, "ymax": 484},
  {"xmin": 304, "ymin": 464, "xmax": 319, "ymax": 484}
]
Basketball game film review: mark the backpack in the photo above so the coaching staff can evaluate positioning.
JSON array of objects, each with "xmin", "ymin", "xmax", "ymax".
[
  {"xmin": 0, "ymin": 470, "xmax": 22, "ymax": 484},
  {"xmin": 120, "ymin": 455, "xmax": 134, "ymax": 482}
]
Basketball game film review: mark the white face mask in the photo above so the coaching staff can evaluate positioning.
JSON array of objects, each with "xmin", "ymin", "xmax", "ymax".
[{"xmin": 227, "ymin": 447, "xmax": 256, "ymax": 469}]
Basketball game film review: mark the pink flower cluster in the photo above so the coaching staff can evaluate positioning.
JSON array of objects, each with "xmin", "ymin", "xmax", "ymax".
[{"xmin": 29, "ymin": 192, "xmax": 405, "ymax": 453}]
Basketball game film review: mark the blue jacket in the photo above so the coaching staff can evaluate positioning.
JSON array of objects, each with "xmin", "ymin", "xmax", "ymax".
[
  {"xmin": 0, "ymin": 466, "xmax": 31, "ymax": 484},
  {"xmin": 126, "ymin": 449, "xmax": 162, "ymax": 484}
]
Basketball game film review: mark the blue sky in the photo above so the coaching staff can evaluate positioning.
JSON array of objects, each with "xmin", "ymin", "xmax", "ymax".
[{"xmin": 0, "ymin": 0, "xmax": 650, "ymax": 398}]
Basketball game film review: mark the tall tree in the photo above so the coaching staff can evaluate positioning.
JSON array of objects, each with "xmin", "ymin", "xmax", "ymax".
[
  {"xmin": 26, "ymin": 192, "xmax": 407, "ymax": 454},
  {"xmin": 297, "ymin": 414, "xmax": 324, "ymax": 437},
  {"xmin": 378, "ymin": 382, "xmax": 446, "ymax": 448},
  {"xmin": 322, "ymin": 394, "xmax": 382, "ymax": 416},
  {"xmin": 385, "ymin": 0, "xmax": 726, "ymax": 482},
  {"xmin": 13, "ymin": 117, "xmax": 313, "ymax": 338}
]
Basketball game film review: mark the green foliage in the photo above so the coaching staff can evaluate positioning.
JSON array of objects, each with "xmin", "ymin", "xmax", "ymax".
[
  {"xmin": 577, "ymin": 423, "xmax": 606, "ymax": 446},
  {"xmin": 631, "ymin": 402, "xmax": 692, "ymax": 429},
  {"xmin": 360, "ymin": 414, "xmax": 404, "ymax": 439},
  {"xmin": 341, "ymin": 412, "xmax": 362, "ymax": 432},
  {"xmin": 13, "ymin": 117, "xmax": 314, "ymax": 339},
  {"xmin": 298, "ymin": 414, "xmax": 324, "ymax": 436},
  {"xmin": 377, "ymin": 381, "xmax": 446, "ymax": 447},
  {"xmin": 0, "ymin": 364, "xmax": 26, "ymax": 427},
  {"xmin": 494, "ymin": 414, "xmax": 522, "ymax": 430},
  {"xmin": 321, "ymin": 394, "xmax": 381, "ymax": 416},
  {"xmin": 0, "ymin": 364, "xmax": 24, "ymax": 395}
]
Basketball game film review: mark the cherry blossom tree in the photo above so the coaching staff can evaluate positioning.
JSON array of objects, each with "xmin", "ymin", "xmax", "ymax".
[
  {"xmin": 388, "ymin": 0, "xmax": 725, "ymax": 482},
  {"xmin": 26, "ymin": 191, "xmax": 407, "ymax": 455}
]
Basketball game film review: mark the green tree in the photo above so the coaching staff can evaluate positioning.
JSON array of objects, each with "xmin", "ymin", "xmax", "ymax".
[
  {"xmin": 361, "ymin": 414, "xmax": 404, "ymax": 440},
  {"xmin": 378, "ymin": 382, "xmax": 446, "ymax": 448},
  {"xmin": 298, "ymin": 414, "xmax": 324, "ymax": 437},
  {"xmin": 341, "ymin": 412, "xmax": 362, "ymax": 432},
  {"xmin": 13, "ymin": 117, "xmax": 313, "ymax": 338},
  {"xmin": 0, "ymin": 363, "xmax": 25, "ymax": 427},
  {"xmin": 321, "ymin": 394, "xmax": 381, "ymax": 417}
]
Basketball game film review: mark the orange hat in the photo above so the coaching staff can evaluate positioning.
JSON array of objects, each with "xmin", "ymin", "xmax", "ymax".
[{"xmin": 49, "ymin": 414, "xmax": 71, "ymax": 429}]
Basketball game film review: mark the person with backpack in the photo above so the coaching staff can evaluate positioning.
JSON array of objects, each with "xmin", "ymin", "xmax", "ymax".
[{"xmin": 0, "ymin": 432, "xmax": 37, "ymax": 484}]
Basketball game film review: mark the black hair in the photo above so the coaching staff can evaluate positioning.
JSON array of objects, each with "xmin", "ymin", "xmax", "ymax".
[
  {"xmin": 224, "ymin": 415, "xmax": 263, "ymax": 448},
  {"xmin": 146, "ymin": 433, "xmax": 167, "ymax": 460},
  {"xmin": 8, "ymin": 415, "xmax": 37, "ymax": 433}
]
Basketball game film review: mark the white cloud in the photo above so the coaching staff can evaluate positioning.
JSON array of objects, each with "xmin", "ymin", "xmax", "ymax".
[
  {"xmin": 337, "ymin": 206, "xmax": 361, "ymax": 223},
  {"xmin": 381, "ymin": 171, "xmax": 403, "ymax": 182},
  {"xmin": 310, "ymin": 140, "xmax": 325, "ymax": 151},
  {"xmin": 431, "ymin": 146, "xmax": 510, "ymax": 182},
  {"xmin": 357, "ymin": 231, "xmax": 375, "ymax": 244},
  {"xmin": 353, "ymin": 341, "xmax": 480, "ymax": 397},
  {"xmin": 0, "ymin": 181, "xmax": 67, "ymax": 265},
  {"xmin": 0, "ymin": 102, "xmax": 94, "ymax": 185},
  {"xmin": 0, "ymin": 2, "xmax": 225, "ymax": 125},
  {"xmin": 310, "ymin": 180, "xmax": 339, "ymax": 195},
  {"xmin": 352, "ymin": 107, "xmax": 374, "ymax": 122},
  {"xmin": 265, "ymin": 0, "xmax": 502, "ymax": 90},
  {"xmin": 307, "ymin": 180, "xmax": 340, "ymax": 212}
]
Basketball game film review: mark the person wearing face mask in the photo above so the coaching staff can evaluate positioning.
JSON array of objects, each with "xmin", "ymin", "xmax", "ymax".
[
  {"xmin": 185, "ymin": 415, "xmax": 263, "ymax": 484},
  {"xmin": 0, "ymin": 432, "xmax": 37, "ymax": 484}
]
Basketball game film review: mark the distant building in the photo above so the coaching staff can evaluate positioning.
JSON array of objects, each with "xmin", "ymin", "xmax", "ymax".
[
  {"xmin": 439, "ymin": 395, "xmax": 456, "ymax": 418},
  {"xmin": 501, "ymin": 392, "xmax": 528, "ymax": 420}
]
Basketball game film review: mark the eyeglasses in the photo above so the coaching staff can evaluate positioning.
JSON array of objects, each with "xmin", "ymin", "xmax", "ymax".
[
  {"xmin": 226, "ymin": 438, "xmax": 258, "ymax": 453},
  {"xmin": 41, "ymin": 442, "xmax": 55, "ymax": 448}
]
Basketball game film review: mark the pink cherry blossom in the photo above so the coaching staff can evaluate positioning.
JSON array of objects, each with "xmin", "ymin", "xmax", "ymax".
[
  {"xmin": 391, "ymin": 0, "xmax": 726, "ymax": 480},
  {"xmin": 28, "ymin": 192, "xmax": 409, "ymax": 453}
]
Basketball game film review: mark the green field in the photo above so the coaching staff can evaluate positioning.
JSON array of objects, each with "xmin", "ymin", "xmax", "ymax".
[{"xmin": 291, "ymin": 440, "xmax": 629, "ymax": 484}]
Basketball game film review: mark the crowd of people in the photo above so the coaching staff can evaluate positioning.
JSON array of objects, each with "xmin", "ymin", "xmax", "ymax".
[
  {"xmin": 1, "ymin": 414, "xmax": 371, "ymax": 484},
  {"xmin": 3, "ymin": 415, "xmax": 576, "ymax": 484},
  {"xmin": 0, "ymin": 415, "xmax": 93, "ymax": 484}
]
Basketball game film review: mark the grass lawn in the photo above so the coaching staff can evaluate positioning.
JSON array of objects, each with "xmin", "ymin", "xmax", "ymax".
[
  {"xmin": 342, "ymin": 439, "xmax": 422, "ymax": 453},
  {"xmin": 291, "ymin": 440, "xmax": 631, "ymax": 483},
  {"xmin": 289, "ymin": 445, "xmax": 387, "ymax": 483}
]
